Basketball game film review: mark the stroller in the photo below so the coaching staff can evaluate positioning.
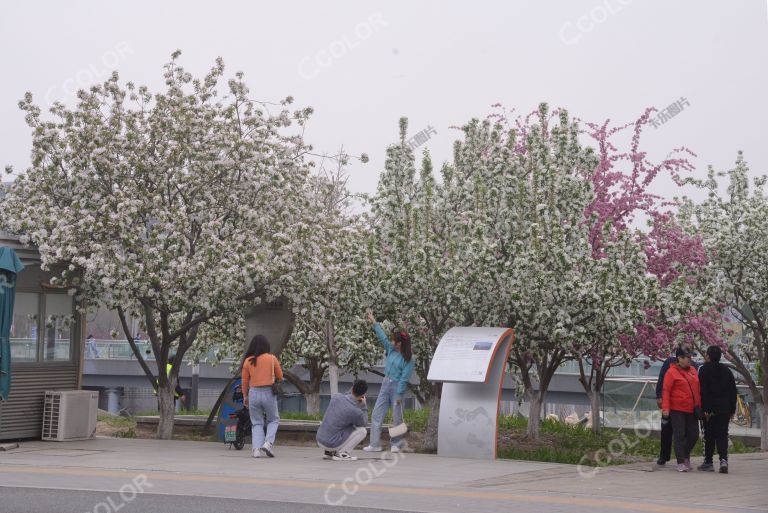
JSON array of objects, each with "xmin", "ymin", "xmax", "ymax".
[{"xmin": 224, "ymin": 384, "xmax": 252, "ymax": 450}]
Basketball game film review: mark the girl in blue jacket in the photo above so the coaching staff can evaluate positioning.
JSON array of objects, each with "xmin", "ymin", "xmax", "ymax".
[{"xmin": 363, "ymin": 310, "xmax": 415, "ymax": 453}]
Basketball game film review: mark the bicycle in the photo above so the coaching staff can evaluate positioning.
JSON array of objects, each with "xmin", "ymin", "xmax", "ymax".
[{"xmin": 732, "ymin": 394, "xmax": 752, "ymax": 427}]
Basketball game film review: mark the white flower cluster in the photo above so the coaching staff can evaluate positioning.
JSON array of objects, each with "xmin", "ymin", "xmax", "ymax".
[
  {"xmin": 0, "ymin": 55, "xmax": 331, "ymax": 370},
  {"xmin": 678, "ymin": 153, "xmax": 768, "ymax": 445},
  {"xmin": 367, "ymin": 109, "xmax": 655, "ymax": 435}
]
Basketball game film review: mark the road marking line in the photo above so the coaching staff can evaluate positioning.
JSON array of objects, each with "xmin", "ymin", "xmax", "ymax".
[{"xmin": 0, "ymin": 465, "xmax": 736, "ymax": 513}]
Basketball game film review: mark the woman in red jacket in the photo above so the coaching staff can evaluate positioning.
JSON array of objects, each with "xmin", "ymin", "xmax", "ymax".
[{"xmin": 662, "ymin": 347, "xmax": 702, "ymax": 472}]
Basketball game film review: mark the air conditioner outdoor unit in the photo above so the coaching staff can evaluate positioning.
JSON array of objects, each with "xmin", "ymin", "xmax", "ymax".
[{"xmin": 42, "ymin": 390, "xmax": 98, "ymax": 441}]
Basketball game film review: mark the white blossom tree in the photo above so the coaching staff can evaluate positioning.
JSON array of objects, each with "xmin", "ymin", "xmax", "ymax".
[
  {"xmin": 459, "ymin": 106, "xmax": 653, "ymax": 438},
  {"xmin": 679, "ymin": 152, "xmax": 768, "ymax": 450},
  {"xmin": 1, "ymin": 52, "xmax": 333, "ymax": 439},
  {"xmin": 368, "ymin": 119, "xmax": 483, "ymax": 450},
  {"xmin": 371, "ymin": 108, "xmax": 658, "ymax": 440},
  {"xmin": 280, "ymin": 162, "xmax": 378, "ymax": 413}
]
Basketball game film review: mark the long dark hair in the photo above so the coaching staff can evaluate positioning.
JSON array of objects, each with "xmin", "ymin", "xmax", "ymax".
[
  {"xmin": 245, "ymin": 335, "xmax": 271, "ymax": 366},
  {"xmin": 393, "ymin": 330, "xmax": 412, "ymax": 362}
]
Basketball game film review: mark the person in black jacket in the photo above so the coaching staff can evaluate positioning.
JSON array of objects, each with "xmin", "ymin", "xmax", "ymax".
[
  {"xmin": 697, "ymin": 345, "xmax": 737, "ymax": 473},
  {"xmin": 655, "ymin": 342, "xmax": 698, "ymax": 465}
]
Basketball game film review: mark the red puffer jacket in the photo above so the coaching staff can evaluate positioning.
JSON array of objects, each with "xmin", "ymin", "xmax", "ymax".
[{"xmin": 662, "ymin": 363, "xmax": 701, "ymax": 413}]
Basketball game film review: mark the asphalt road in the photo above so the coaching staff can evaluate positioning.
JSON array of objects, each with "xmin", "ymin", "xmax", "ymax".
[{"xmin": 0, "ymin": 487, "xmax": 420, "ymax": 513}]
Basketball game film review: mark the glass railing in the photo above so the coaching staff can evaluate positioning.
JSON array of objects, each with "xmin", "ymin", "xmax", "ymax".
[
  {"xmin": 81, "ymin": 339, "xmax": 234, "ymax": 363},
  {"xmin": 559, "ymin": 358, "xmax": 666, "ymax": 378},
  {"xmin": 10, "ymin": 338, "xmax": 71, "ymax": 361},
  {"xmin": 9, "ymin": 338, "xmax": 235, "ymax": 363},
  {"xmin": 560, "ymin": 357, "xmax": 757, "ymax": 379}
]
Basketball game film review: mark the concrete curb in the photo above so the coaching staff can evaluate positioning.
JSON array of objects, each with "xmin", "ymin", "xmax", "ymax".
[{"xmin": 134, "ymin": 415, "xmax": 326, "ymax": 432}]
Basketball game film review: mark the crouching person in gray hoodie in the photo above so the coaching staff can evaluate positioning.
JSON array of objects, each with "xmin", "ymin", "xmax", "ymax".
[{"xmin": 317, "ymin": 380, "xmax": 369, "ymax": 461}]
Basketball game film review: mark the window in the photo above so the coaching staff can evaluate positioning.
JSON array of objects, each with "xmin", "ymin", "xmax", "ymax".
[
  {"xmin": 10, "ymin": 292, "xmax": 39, "ymax": 362},
  {"xmin": 8, "ymin": 290, "xmax": 77, "ymax": 364},
  {"xmin": 43, "ymin": 294, "xmax": 74, "ymax": 361}
]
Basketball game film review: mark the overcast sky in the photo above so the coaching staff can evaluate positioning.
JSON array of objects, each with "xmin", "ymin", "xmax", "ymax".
[{"xmin": 1, "ymin": 0, "xmax": 766, "ymax": 204}]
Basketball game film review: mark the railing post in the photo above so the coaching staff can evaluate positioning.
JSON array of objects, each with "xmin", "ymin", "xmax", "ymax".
[
  {"xmin": 106, "ymin": 387, "xmax": 120, "ymax": 414},
  {"xmin": 191, "ymin": 363, "xmax": 200, "ymax": 411}
]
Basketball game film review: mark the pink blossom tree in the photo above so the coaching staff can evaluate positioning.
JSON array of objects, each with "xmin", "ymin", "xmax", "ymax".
[
  {"xmin": 574, "ymin": 112, "xmax": 727, "ymax": 432},
  {"xmin": 479, "ymin": 105, "xmax": 650, "ymax": 438},
  {"xmin": 489, "ymin": 105, "xmax": 725, "ymax": 433}
]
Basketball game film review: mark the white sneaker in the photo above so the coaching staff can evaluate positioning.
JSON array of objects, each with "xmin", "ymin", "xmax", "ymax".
[
  {"xmin": 363, "ymin": 445, "xmax": 383, "ymax": 452},
  {"xmin": 332, "ymin": 451, "xmax": 358, "ymax": 461},
  {"xmin": 390, "ymin": 445, "xmax": 401, "ymax": 453},
  {"xmin": 252, "ymin": 448, "xmax": 261, "ymax": 458},
  {"xmin": 260, "ymin": 441, "xmax": 274, "ymax": 458}
]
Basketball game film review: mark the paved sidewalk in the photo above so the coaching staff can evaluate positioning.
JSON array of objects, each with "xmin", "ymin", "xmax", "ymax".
[{"xmin": 0, "ymin": 437, "xmax": 765, "ymax": 513}]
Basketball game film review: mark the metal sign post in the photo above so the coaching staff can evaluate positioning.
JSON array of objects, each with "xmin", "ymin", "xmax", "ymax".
[{"xmin": 427, "ymin": 327, "xmax": 515, "ymax": 460}]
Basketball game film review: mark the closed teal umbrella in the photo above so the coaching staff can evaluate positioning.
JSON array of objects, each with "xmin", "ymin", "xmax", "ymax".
[{"xmin": 0, "ymin": 246, "xmax": 24, "ymax": 401}]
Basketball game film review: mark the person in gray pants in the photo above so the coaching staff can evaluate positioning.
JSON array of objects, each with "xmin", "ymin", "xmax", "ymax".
[{"xmin": 317, "ymin": 380, "xmax": 369, "ymax": 461}]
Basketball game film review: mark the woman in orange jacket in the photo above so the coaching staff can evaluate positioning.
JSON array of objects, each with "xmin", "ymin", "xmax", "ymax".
[
  {"xmin": 242, "ymin": 335, "xmax": 283, "ymax": 459},
  {"xmin": 662, "ymin": 347, "xmax": 702, "ymax": 472}
]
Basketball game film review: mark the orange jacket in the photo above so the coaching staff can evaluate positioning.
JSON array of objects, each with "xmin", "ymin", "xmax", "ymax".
[
  {"xmin": 241, "ymin": 353, "xmax": 283, "ymax": 389},
  {"xmin": 662, "ymin": 363, "xmax": 701, "ymax": 413}
]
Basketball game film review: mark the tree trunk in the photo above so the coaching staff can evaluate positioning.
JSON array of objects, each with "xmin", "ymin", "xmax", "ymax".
[
  {"xmin": 761, "ymin": 390, "xmax": 767, "ymax": 452},
  {"xmin": 328, "ymin": 363, "xmax": 339, "ymax": 397},
  {"xmin": 306, "ymin": 391, "xmax": 321, "ymax": 416},
  {"xmin": 421, "ymin": 387, "xmax": 441, "ymax": 453},
  {"xmin": 157, "ymin": 384, "xmax": 176, "ymax": 440},
  {"xmin": 117, "ymin": 307, "xmax": 156, "ymax": 390},
  {"xmin": 325, "ymin": 320, "xmax": 339, "ymax": 396},
  {"xmin": 724, "ymin": 349, "xmax": 767, "ymax": 451},
  {"xmin": 283, "ymin": 364, "xmax": 323, "ymax": 416},
  {"xmin": 576, "ymin": 358, "xmax": 601, "ymax": 433},
  {"xmin": 526, "ymin": 391, "xmax": 543, "ymax": 439},
  {"xmin": 589, "ymin": 387, "xmax": 601, "ymax": 434}
]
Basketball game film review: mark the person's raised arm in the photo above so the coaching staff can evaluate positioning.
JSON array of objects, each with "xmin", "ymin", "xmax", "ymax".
[
  {"xmin": 354, "ymin": 399, "xmax": 368, "ymax": 427},
  {"xmin": 367, "ymin": 311, "xmax": 392, "ymax": 354}
]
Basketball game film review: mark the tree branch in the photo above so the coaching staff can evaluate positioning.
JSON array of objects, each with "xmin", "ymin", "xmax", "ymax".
[
  {"xmin": 282, "ymin": 369, "xmax": 311, "ymax": 395},
  {"xmin": 117, "ymin": 306, "xmax": 157, "ymax": 391}
]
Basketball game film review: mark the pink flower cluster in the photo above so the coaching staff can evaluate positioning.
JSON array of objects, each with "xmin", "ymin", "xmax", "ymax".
[
  {"xmin": 642, "ymin": 211, "xmax": 707, "ymax": 288},
  {"xmin": 487, "ymin": 103, "xmax": 726, "ymax": 358},
  {"xmin": 580, "ymin": 107, "xmax": 696, "ymax": 257},
  {"xmin": 625, "ymin": 306, "xmax": 730, "ymax": 359}
]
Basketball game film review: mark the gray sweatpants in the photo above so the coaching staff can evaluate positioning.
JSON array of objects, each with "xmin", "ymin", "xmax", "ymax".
[{"xmin": 318, "ymin": 426, "xmax": 367, "ymax": 453}]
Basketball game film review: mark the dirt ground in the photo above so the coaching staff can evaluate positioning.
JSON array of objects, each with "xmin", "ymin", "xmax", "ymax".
[
  {"xmin": 95, "ymin": 421, "xmax": 134, "ymax": 438},
  {"xmin": 497, "ymin": 430, "xmax": 560, "ymax": 452}
]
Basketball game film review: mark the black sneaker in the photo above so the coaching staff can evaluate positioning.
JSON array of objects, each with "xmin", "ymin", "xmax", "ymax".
[
  {"xmin": 323, "ymin": 450, "xmax": 336, "ymax": 460},
  {"xmin": 656, "ymin": 458, "xmax": 667, "ymax": 466},
  {"xmin": 697, "ymin": 462, "xmax": 714, "ymax": 472},
  {"xmin": 719, "ymin": 459, "xmax": 728, "ymax": 474}
]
